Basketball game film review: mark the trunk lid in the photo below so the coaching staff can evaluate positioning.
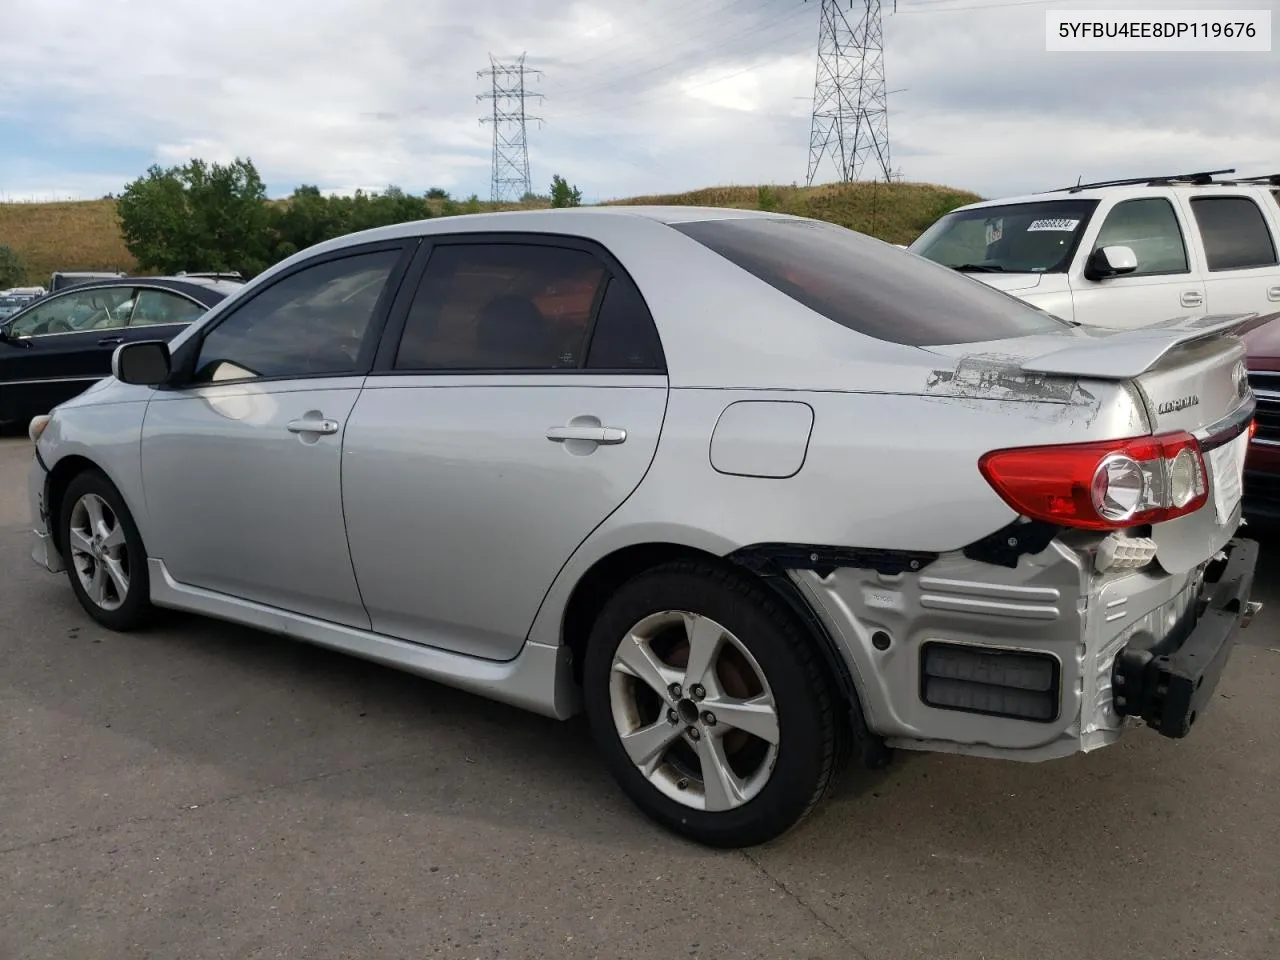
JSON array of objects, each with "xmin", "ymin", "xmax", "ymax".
[{"xmin": 924, "ymin": 312, "xmax": 1270, "ymax": 573}]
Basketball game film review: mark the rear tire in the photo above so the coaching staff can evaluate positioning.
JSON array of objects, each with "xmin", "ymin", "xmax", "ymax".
[
  {"xmin": 59, "ymin": 470, "xmax": 154, "ymax": 632},
  {"xmin": 582, "ymin": 559, "xmax": 840, "ymax": 848}
]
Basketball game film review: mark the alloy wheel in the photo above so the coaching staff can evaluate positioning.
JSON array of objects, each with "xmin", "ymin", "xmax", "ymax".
[{"xmin": 67, "ymin": 492, "xmax": 131, "ymax": 612}]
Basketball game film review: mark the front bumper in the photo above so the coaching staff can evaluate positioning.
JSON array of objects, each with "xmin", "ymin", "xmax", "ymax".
[
  {"xmin": 787, "ymin": 532, "xmax": 1259, "ymax": 762},
  {"xmin": 1113, "ymin": 537, "xmax": 1259, "ymax": 738},
  {"xmin": 28, "ymin": 452, "xmax": 64, "ymax": 574}
]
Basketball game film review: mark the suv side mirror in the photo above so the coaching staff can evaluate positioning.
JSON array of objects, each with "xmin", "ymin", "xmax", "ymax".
[
  {"xmin": 1084, "ymin": 244, "xmax": 1139, "ymax": 281},
  {"xmin": 112, "ymin": 341, "xmax": 171, "ymax": 386}
]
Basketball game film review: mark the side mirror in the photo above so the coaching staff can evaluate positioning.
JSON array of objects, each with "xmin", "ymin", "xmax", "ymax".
[
  {"xmin": 1084, "ymin": 244, "xmax": 1139, "ymax": 281},
  {"xmin": 112, "ymin": 340, "xmax": 171, "ymax": 386}
]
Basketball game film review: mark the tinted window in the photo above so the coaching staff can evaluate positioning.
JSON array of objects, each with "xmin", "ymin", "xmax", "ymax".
[
  {"xmin": 131, "ymin": 289, "xmax": 207, "ymax": 326},
  {"xmin": 674, "ymin": 218, "xmax": 1070, "ymax": 347},
  {"xmin": 8, "ymin": 287, "xmax": 135, "ymax": 338},
  {"xmin": 910, "ymin": 199, "xmax": 1099, "ymax": 274},
  {"xmin": 1091, "ymin": 198, "xmax": 1189, "ymax": 275},
  {"xmin": 192, "ymin": 249, "xmax": 400, "ymax": 383},
  {"xmin": 585, "ymin": 276, "xmax": 664, "ymax": 370},
  {"xmin": 1191, "ymin": 196, "xmax": 1278, "ymax": 271},
  {"xmin": 394, "ymin": 243, "xmax": 608, "ymax": 371}
]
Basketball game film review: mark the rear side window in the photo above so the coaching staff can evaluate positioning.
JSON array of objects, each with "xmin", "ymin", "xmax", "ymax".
[
  {"xmin": 585, "ymin": 275, "xmax": 665, "ymax": 371},
  {"xmin": 672, "ymin": 217, "xmax": 1071, "ymax": 347},
  {"xmin": 1190, "ymin": 196, "xmax": 1278, "ymax": 271}
]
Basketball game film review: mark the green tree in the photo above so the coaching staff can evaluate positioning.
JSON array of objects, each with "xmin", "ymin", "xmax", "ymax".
[
  {"xmin": 549, "ymin": 174, "xmax": 582, "ymax": 208},
  {"xmin": 0, "ymin": 245, "xmax": 25, "ymax": 287},
  {"xmin": 116, "ymin": 157, "xmax": 274, "ymax": 277}
]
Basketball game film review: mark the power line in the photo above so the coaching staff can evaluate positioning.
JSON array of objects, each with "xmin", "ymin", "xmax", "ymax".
[
  {"xmin": 806, "ymin": 0, "xmax": 893, "ymax": 186},
  {"xmin": 477, "ymin": 53, "xmax": 543, "ymax": 203}
]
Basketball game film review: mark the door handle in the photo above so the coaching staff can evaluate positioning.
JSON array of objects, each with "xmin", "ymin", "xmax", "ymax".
[
  {"xmin": 97, "ymin": 336, "xmax": 124, "ymax": 346},
  {"xmin": 287, "ymin": 417, "xmax": 340, "ymax": 435},
  {"xmin": 1180, "ymin": 291, "xmax": 1203, "ymax": 307},
  {"xmin": 1268, "ymin": 286, "xmax": 1280, "ymax": 302},
  {"xmin": 546, "ymin": 425, "xmax": 627, "ymax": 444}
]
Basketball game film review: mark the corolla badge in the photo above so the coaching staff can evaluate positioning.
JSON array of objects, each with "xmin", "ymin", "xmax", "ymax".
[{"xmin": 1157, "ymin": 394, "xmax": 1200, "ymax": 415}]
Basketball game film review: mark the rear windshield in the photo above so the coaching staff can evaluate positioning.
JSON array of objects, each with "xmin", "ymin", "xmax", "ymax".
[
  {"xmin": 671, "ymin": 217, "xmax": 1071, "ymax": 347},
  {"xmin": 910, "ymin": 199, "xmax": 1100, "ymax": 274}
]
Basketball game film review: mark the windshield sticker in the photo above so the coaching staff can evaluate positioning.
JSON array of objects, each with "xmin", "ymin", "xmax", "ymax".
[
  {"xmin": 1027, "ymin": 218, "xmax": 1081, "ymax": 232},
  {"xmin": 984, "ymin": 218, "xmax": 1004, "ymax": 245}
]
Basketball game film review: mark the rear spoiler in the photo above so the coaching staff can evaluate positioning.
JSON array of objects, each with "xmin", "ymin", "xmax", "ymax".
[{"xmin": 1020, "ymin": 311, "xmax": 1280, "ymax": 380}]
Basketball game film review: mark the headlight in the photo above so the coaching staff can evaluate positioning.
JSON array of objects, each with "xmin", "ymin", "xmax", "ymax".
[{"xmin": 28, "ymin": 414, "xmax": 51, "ymax": 444}]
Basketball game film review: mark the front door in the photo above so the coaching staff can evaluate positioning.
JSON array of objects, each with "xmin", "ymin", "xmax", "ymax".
[
  {"xmin": 1068, "ymin": 195, "xmax": 1207, "ymax": 329},
  {"xmin": 0, "ymin": 285, "xmax": 137, "ymax": 420},
  {"xmin": 140, "ymin": 242, "xmax": 413, "ymax": 628},
  {"xmin": 341, "ymin": 236, "xmax": 670, "ymax": 660}
]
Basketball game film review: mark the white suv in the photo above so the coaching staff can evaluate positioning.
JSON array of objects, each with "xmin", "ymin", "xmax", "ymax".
[{"xmin": 908, "ymin": 170, "xmax": 1280, "ymax": 329}]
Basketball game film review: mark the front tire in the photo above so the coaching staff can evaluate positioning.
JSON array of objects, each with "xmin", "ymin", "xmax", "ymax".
[
  {"xmin": 582, "ymin": 560, "xmax": 840, "ymax": 848},
  {"xmin": 59, "ymin": 470, "xmax": 154, "ymax": 631}
]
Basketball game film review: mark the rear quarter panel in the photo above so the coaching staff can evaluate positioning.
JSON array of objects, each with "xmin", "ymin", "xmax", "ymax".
[{"xmin": 527, "ymin": 384, "xmax": 1148, "ymax": 646}]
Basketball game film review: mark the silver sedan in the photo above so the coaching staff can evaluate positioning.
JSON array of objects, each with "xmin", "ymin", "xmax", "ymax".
[{"xmin": 26, "ymin": 206, "xmax": 1264, "ymax": 847}]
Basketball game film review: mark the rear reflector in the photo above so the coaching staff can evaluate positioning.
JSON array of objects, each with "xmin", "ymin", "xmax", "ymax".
[
  {"xmin": 978, "ymin": 431, "xmax": 1208, "ymax": 531},
  {"xmin": 920, "ymin": 642, "xmax": 1060, "ymax": 723}
]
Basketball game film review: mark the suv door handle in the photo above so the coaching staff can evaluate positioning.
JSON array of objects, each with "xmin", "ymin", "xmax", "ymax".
[
  {"xmin": 546, "ymin": 425, "xmax": 627, "ymax": 444},
  {"xmin": 1180, "ymin": 290, "xmax": 1203, "ymax": 307},
  {"xmin": 287, "ymin": 417, "xmax": 340, "ymax": 435},
  {"xmin": 97, "ymin": 336, "xmax": 124, "ymax": 346},
  {"xmin": 1268, "ymin": 286, "xmax": 1280, "ymax": 302}
]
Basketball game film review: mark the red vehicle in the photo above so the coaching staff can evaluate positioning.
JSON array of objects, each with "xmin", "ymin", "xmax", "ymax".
[{"xmin": 1243, "ymin": 317, "xmax": 1280, "ymax": 521}]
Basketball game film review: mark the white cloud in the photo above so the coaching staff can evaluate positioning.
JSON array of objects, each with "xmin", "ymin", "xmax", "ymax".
[{"xmin": 0, "ymin": 0, "xmax": 1277, "ymax": 202}]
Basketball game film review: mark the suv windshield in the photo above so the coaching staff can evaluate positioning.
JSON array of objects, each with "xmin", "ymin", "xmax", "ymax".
[
  {"xmin": 671, "ymin": 216, "xmax": 1071, "ymax": 347},
  {"xmin": 910, "ymin": 199, "xmax": 1100, "ymax": 274}
]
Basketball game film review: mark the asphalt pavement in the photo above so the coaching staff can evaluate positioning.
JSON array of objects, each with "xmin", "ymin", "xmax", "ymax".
[{"xmin": 1, "ymin": 434, "xmax": 1277, "ymax": 960}]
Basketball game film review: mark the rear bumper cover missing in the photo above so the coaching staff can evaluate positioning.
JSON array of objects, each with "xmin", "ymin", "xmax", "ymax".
[{"xmin": 1112, "ymin": 537, "xmax": 1259, "ymax": 739}]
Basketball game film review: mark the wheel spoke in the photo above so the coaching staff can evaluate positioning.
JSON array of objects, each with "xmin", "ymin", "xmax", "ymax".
[
  {"xmin": 84, "ymin": 496, "xmax": 108, "ymax": 539},
  {"xmin": 706, "ymin": 693, "xmax": 779, "ymax": 745},
  {"xmin": 697, "ymin": 734, "xmax": 744, "ymax": 812},
  {"xmin": 680, "ymin": 613, "xmax": 723, "ymax": 690},
  {"xmin": 102, "ymin": 522, "xmax": 127, "ymax": 551},
  {"xmin": 620, "ymin": 717, "xmax": 682, "ymax": 776},
  {"xmin": 102, "ymin": 555, "xmax": 129, "ymax": 600},
  {"xmin": 89, "ymin": 562, "xmax": 108, "ymax": 606},
  {"xmin": 67, "ymin": 527, "xmax": 94, "ymax": 557},
  {"xmin": 613, "ymin": 633, "xmax": 678, "ymax": 699}
]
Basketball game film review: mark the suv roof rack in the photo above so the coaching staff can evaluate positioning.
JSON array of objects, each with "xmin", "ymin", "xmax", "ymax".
[
  {"xmin": 1049, "ymin": 169, "xmax": 1236, "ymax": 193},
  {"xmin": 1232, "ymin": 174, "xmax": 1280, "ymax": 186}
]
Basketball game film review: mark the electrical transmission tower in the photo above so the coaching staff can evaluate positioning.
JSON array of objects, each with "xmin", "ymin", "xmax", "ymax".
[
  {"xmin": 477, "ymin": 53, "xmax": 543, "ymax": 203},
  {"xmin": 805, "ymin": 0, "xmax": 894, "ymax": 187}
]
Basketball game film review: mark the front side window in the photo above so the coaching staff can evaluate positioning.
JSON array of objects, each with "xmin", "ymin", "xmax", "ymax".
[
  {"xmin": 1190, "ymin": 196, "xmax": 1279, "ymax": 271},
  {"xmin": 130, "ymin": 289, "xmax": 208, "ymax": 326},
  {"xmin": 1090, "ymin": 198, "xmax": 1189, "ymax": 275},
  {"xmin": 674, "ymin": 217, "xmax": 1071, "ymax": 347},
  {"xmin": 910, "ymin": 199, "xmax": 1100, "ymax": 274},
  {"xmin": 191, "ymin": 249, "xmax": 400, "ymax": 384},
  {"xmin": 7, "ymin": 287, "xmax": 135, "ymax": 338},
  {"xmin": 393, "ymin": 243, "xmax": 609, "ymax": 371}
]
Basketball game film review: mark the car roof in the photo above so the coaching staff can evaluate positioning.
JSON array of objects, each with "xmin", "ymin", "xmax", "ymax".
[
  {"xmin": 35, "ymin": 275, "xmax": 241, "ymax": 304},
  {"xmin": 949, "ymin": 181, "xmax": 1279, "ymax": 215}
]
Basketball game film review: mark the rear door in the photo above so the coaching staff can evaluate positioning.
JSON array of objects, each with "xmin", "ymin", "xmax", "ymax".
[
  {"xmin": 1068, "ymin": 194, "xmax": 1207, "ymax": 327},
  {"xmin": 1182, "ymin": 193, "xmax": 1280, "ymax": 315},
  {"xmin": 121, "ymin": 286, "xmax": 211, "ymax": 346},
  {"xmin": 341, "ymin": 234, "xmax": 669, "ymax": 660}
]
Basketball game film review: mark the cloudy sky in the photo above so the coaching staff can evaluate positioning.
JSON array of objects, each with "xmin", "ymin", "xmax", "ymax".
[{"xmin": 0, "ymin": 0, "xmax": 1276, "ymax": 204}]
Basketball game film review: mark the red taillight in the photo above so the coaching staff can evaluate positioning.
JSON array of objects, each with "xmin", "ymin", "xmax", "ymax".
[{"xmin": 978, "ymin": 431, "xmax": 1208, "ymax": 531}]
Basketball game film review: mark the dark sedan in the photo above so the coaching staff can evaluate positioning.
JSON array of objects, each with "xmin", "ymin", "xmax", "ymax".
[{"xmin": 0, "ymin": 276, "xmax": 242, "ymax": 425}]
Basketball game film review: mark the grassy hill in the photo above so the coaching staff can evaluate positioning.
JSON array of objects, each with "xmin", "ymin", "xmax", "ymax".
[{"xmin": 0, "ymin": 180, "xmax": 980, "ymax": 286}]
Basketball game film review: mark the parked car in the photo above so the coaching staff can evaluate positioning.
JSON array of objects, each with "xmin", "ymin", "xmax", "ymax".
[
  {"xmin": 0, "ymin": 294, "xmax": 29, "ymax": 320},
  {"xmin": 910, "ymin": 168, "xmax": 1280, "ymax": 522},
  {"xmin": 1, "ymin": 275, "xmax": 241, "ymax": 424},
  {"xmin": 26, "ymin": 207, "xmax": 1260, "ymax": 847}
]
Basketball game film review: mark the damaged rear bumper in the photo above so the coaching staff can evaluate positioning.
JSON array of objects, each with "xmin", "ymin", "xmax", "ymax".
[
  {"xmin": 1112, "ymin": 537, "xmax": 1260, "ymax": 739},
  {"xmin": 770, "ymin": 529, "xmax": 1259, "ymax": 762}
]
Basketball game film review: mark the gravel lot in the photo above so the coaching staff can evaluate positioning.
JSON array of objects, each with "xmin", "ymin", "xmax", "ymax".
[{"xmin": 1, "ymin": 433, "xmax": 1276, "ymax": 960}]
